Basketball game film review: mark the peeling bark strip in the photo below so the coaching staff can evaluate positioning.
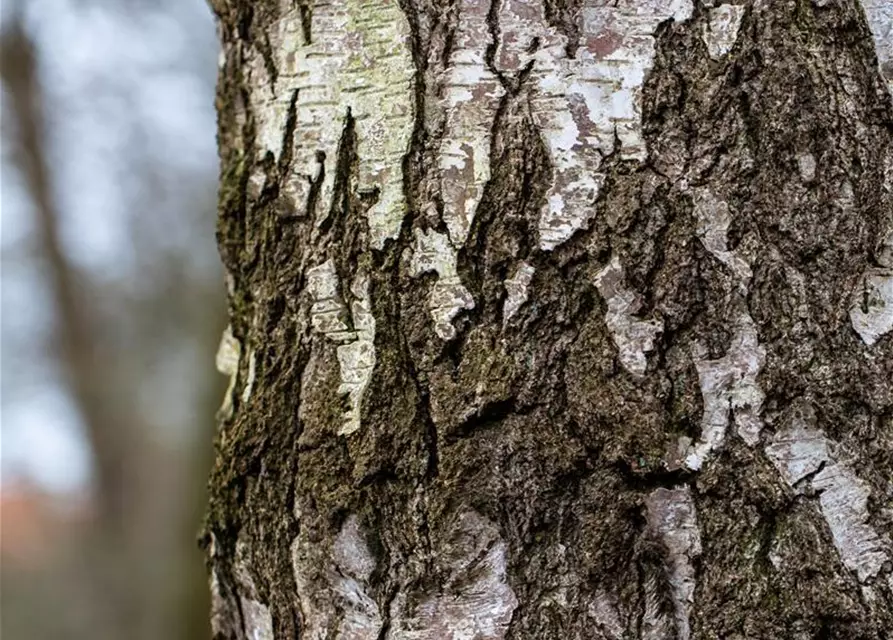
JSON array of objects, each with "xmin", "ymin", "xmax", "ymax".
[
  {"xmin": 409, "ymin": 228, "xmax": 475, "ymax": 340},
  {"xmin": 644, "ymin": 487, "xmax": 701, "ymax": 640},
  {"xmin": 765, "ymin": 403, "xmax": 891, "ymax": 584},
  {"xmin": 306, "ymin": 260, "xmax": 376, "ymax": 434},
  {"xmin": 208, "ymin": 0, "xmax": 893, "ymax": 638},
  {"xmin": 851, "ymin": 229, "xmax": 893, "ymax": 346},
  {"xmin": 594, "ymin": 255, "xmax": 663, "ymax": 376},
  {"xmin": 438, "ymin": 0, "xmax": 503, "ymax": 247}
]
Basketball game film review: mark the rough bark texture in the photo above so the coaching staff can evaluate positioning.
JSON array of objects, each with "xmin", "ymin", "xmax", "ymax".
[{"xmin": 205, "ymin": 0, "xmax": 893, "ymax": 638}]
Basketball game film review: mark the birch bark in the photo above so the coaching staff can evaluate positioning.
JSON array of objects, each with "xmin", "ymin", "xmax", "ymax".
[{"xmin": 206, "ymin": 1, "xmax": 893, "ymax": 637}]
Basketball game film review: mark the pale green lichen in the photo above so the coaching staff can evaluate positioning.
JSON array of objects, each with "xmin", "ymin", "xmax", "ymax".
[{"xmin": 250, "ymin": 0, "xmax": 415, "ymax": 247}]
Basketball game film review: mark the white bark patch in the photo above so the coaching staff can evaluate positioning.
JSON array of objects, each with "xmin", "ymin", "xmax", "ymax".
[
  {"xmin": 249, "ymin": 0, "xmax": 414, "ymax": 247},
  {"xmin": 208, "ymin": 534, "xmax": 231, "ymax": 636},
  {"xmin": 241, "ymin": 349, "xmax": 257, "ymax": 404},
  {"xmin": 861, "ymin": 0, "xmax": 893, "ymax": 92},
  {"xmin": 640, "ymin": 573, "xmax": 675, "ymax": 640},
  {"xmin": 241, "ymin": 598, "xmax": 275, "ymax": 640},
  {"xmin": 495, "ymin": 0, "xmax": 692, "ymax": 249},
  {"xmin": 386, "ymin": 511, "xmax": 518, "ymax": 640},
  {"xmin": 812, "ymin": 464, "xmax": 889, "ymax": 582},
  {"xmin": 439, "ymin": 0, "xmax": 505, "ymax": 246},
  {"xmin": 409, "ymin": 228, "xmax": 475, "ymax": 340},
  {"xmin": 336, "ymin": 273, "xmax": 377, "ymax": 435},
  {"xmin": 850, "ymin": 230, "xmax": 893, "ymax": 346},
  {"xmin": 306, "ymin": 260, "xmax": 377, "ymax": 435},
  {"xmin": 209, "ymin": 569, "xmax": 229, "ymax": 638},
  {"xmin": 216, "ymin": 325, "xmax": 241, "ymax": 420},
  {"xmin": 233, "ymin": 539, "xmax": 276, "ymax": 640},
  {"xmin": 764, "ymin": 420, "xmax": 830, "ymax": 490},
  {"xmin": 644, "ymin": 487, "xmax": 701, "ymax": 640},
  {"xmin": 332, "ymin": 516, "xmax": 378, "ymax": 581},
  {"xmin": 503, "ymin": 262, "xmax": 535, "ymax": 323},
  {"xmin": 701, "ymin": 4, "xmax": 745, "ymax": 59},
  {"xmin": 692, "ymin": 188, "xmax": 752, "ymax": 284},
  {"xmin": 688, "ymin": 189, "xmax": 765, "ymax": 462},
  {"xmin": 766, "ymin": 412, "xmax": 890, "ymax": 583},
  {"xmin": 588, "ymin": 589, "xmax": 625, "ymax": 639},
  {"xmin": 685, "ymin": 312, "xmax": 765, "ymax": 470},
  {"xmin": 850, "ymin": 271, "xmax": 893, "ymax": 346},
  {"xmin": 293, "ymin": 516, "xmax": 383, "ymax": 640},
  {"xmin": 594, "ymin": 255, "xmax": 663, "ymax": 377},
  {"xmin": 308, "ymin": 259, "xmax": 351, "ymax": 337},
  {"xmin": 797, "ymin": 152, "xmax": 817, "ymax": 182}
]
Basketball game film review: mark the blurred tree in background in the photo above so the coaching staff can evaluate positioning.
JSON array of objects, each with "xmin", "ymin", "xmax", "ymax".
[{"xmin": 1, "ymin": 1, "xmax": 224, "ymax": 638}]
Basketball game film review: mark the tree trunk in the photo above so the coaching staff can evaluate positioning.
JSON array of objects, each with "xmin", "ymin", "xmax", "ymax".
[{"xmin": 205, "ymin": 0, "xmax": 893, "ymax": 637}]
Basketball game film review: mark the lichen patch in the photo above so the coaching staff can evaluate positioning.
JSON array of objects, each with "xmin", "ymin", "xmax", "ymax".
[{"xmin": 249, "ymin": 0, "xmax": 415, "ymax": 246}]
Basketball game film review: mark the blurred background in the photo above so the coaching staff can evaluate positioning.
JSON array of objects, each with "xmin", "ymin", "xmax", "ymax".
[{"xmin": 1, "ymin": 0, "xmax": 225, "ymax": 638}]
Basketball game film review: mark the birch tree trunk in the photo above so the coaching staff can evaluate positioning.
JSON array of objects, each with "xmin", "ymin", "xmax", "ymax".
[{"xmin": 205, "ymin": 0, "xmax": 893, "ymax": 637}]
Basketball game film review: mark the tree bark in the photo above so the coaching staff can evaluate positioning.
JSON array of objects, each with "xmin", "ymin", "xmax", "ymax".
[{"xmin": 205, "ymin": 0, "xmax": 893, "ymax": 638}]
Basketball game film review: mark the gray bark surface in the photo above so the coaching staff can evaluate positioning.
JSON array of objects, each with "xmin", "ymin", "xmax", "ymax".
[{"xmin": 205, "ymin": 1, "xmax": 893, "ymax": 638}]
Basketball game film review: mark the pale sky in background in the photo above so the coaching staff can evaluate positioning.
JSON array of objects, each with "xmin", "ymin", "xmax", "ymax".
[{"xmin": 1, "ymin": 0, "xmax": 219, "ymax": 493}]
